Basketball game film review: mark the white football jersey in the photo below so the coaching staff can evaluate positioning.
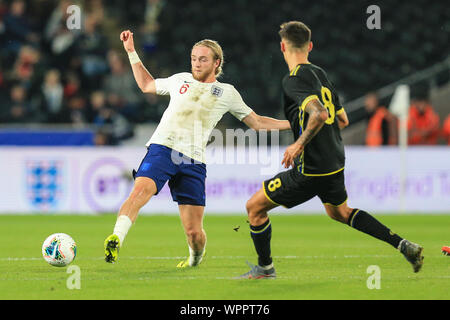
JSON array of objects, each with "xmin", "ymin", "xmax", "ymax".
[{"xmin": 147, "ymin": 72, "xmax": 253, "ymax": 163}]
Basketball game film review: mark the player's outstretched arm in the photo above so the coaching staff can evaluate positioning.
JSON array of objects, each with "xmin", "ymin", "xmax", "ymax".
[
  {"xmin": 281, "ymin": 99, "xmax": 328, "ymax": 168},
  {"xmin": 120, "ymin": 30, "xmax": 156, "ymax": 94},
  {"xmin": 243, "ymin": 111, "xmax": 291, "ymax": 131}
]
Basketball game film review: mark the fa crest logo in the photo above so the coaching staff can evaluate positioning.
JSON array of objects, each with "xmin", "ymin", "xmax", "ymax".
[
  {"xmin": 26, "ymin": 160, "xmax": 64, "ymax": 211},
  {"xmin": 211, "ymin": 85, "xmax": 223, "ymax": 97}
]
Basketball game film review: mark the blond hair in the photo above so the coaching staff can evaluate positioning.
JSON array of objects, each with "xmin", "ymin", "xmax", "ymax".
[{"xmin": 192, "ymin": 39, "xmax": 224, "ymax": 77}]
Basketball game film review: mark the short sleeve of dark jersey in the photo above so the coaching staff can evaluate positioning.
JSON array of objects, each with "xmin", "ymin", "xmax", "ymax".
[
  {"xmin": 283, "ymin": 68, "xmax": 344, "ymax": 114},
  {"xmin": 327, "ymin": 80, "xmax": 344, "ymax": 113},
  {"xmin": 282, "ymin": 68, "xmax": 322, "ymax": 109}
]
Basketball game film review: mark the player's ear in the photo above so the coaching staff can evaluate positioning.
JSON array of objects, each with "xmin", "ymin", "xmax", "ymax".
[
  {"xmin": 308, "ymin": 41, "xmax": 313, "ymax": 52},
  {"xmin": 280, "ymin": 41, "xmax": 286, "ymax": 53}
]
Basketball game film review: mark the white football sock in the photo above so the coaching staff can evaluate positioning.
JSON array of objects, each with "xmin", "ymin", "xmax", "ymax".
[
  {"xmin": 113, "ymin": 215, "xmax": 133, "ymax": 246},
  {"xmin": 188, "ymin": 243, "xmax": 206, "ymax": 266},
  {"xmin": 398, "ymin": 239, "xmax": 406, "ymax": 250},
  {"xmin": 261, "ymin": 263, "xmax": 274, "ymax": 270}
]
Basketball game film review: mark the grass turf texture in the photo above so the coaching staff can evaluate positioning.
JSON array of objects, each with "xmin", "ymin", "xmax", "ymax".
[{"xmin": 0, "ymin": 214, "xmax": 448, "ymax": 300}]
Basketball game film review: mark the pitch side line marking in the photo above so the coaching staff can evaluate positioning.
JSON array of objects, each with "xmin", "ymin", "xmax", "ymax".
[
  {"xmin": 0, "ymin": 254, "xmax": 399, "ymax": 261},
  {"xmin": 2, "ymin": 275, "xmax": 450, "ymax": 281}
]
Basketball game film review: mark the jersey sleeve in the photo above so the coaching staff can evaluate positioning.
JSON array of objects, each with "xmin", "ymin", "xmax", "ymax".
[
  {"xmin": 335, "ymin": 101, "xmax": 344, "ymax": 115},
  {"xmin": 227, "ymin": 87, "xmax": 253, "ymax": 121},
  {"xmin": 154, "ymin": 78, "xmax": 171, "ymax": 95},
  {"xmin": 154, "ymin": 74, "xmax": 179, "ymax": 96},
  {"xmin": 328, "ymin": 80, "xmax": 344, "ymax": 114},
  {"xmin": 283, "ymin": 68, "xmax": 322, "ymax": 110}
]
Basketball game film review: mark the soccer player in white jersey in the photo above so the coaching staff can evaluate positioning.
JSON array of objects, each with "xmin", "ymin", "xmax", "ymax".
[{"xmin": 104, "ymin": 30, "xmax": 291, "ymax": 267}]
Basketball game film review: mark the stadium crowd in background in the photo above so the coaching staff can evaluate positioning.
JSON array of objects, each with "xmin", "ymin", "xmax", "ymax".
[
  {"xmin": 0, "ymin": 0, "xmax": 161, "ymax": 144},
  {"xmin": 363, "ymin": 88, "xmax": 447, "ymax": 147},
  {"xmin": 442, "ymin": 114, "xmax": 450, "ymax": 145},
  {"xmin": 407, "ymin": 90, "xmax": 441, "ymax": 145},
  {"xmin": 0, "ymin": 0, "xmax": 448, "ymax": 146},
  {"xmin": 364, "ymin": 92, "xmax": 398, "ymax": 146}
]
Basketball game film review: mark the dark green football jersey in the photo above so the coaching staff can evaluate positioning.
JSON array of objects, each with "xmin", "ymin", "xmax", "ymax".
[{"xmin": 281, "ymin": 63, "xmax": 345, "ymax": 176}]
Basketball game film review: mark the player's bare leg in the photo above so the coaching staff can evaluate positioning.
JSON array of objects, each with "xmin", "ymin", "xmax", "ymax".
[
  {"xmin": 246, "ymin": 188, "xmax": 278, "ymax": 226},
  {"xmin": 323, "ymin": 202, "xmax": 352, "ymax": 223},
  {"xmin": 238, "ymin": 188, "xmax": 278, "ymax": 279},
  {"xmin": 118, "ymin": 177, "xmax": 157, "ymax": 223},
  {"xmin": 105, "ymin": 177, "xmax": 157, "ymax": 263},
  {"xmin": 177, "ymin": 204, "xmax": 207, "ymax": 268},
  {"xmin": 324, "ymin": 202, "xmax": 424, "ymax": 272}
]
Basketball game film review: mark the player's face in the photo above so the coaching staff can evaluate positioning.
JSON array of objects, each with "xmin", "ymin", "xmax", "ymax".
[{"xmin": 191, "ymin": 46, "xmax": 218, "ymax": 82}]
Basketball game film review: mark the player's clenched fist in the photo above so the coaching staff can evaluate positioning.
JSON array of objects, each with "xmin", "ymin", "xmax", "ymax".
[{"xmin": 120, "ymin": 30, "xmax": 135, "ymax": 53}]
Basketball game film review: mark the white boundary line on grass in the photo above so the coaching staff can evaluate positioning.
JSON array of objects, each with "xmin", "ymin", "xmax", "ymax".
[
  {"xmin": 2, "ymin": 275, "xmax": 450, "ymax": 281},
  {"xmin": 0, "ymin": 254, "xmax": 399, "ymax": 261}
]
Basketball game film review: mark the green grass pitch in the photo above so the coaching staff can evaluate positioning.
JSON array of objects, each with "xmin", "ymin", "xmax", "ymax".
[{"xmin": 0, "ymin": 214, "xmax": 449, "ymax": 300}]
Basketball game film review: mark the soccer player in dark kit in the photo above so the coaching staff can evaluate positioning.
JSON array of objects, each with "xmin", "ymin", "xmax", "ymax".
[{"xmin": 238, "ymin": 21, "xmax": 424, "ymax": 279}]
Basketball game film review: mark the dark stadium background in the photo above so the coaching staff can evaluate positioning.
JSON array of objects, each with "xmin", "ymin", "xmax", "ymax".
[{"xmin": 0, "ymin": 0, "xmax": 448, "ymax": 144}]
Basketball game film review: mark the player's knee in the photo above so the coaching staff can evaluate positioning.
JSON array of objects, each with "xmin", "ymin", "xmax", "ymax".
[
  {"xmin": 245, "ymin": 199, "xmax": 253, "ymax": 215},
  {"xmin": 246, "ymin": 199, "xmax": 269, "ymax": 226},
  {"xmin": 185, "ymin": 229, "xmax": 203, "ymax": 242},
  {"xmin": 246, "ymin": 198, "xmax": 261, "ymax": 218}
]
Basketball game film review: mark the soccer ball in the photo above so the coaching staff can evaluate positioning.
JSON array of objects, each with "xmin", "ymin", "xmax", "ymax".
[{"xmin": 42, "ymin": 233, "xmax": 77, "ymax": 267}]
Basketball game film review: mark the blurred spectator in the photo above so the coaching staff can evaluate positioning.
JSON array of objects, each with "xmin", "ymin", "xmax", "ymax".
[
  {"xmin": 365, "ymin": 92, "xmax": 398, "ymax": 146},
  {"xmin": 44, "ymin": 0, "xmax": 81, "ymax": 70},
  {"xmin": 407, "ymin": 92, "xmax": 440, "ymax": 145},
  {"xmin": 94, "ymin": 129, "xmax": 113, "ymax": 146},
  {"xmin": 142, "ymin": 92, "xmax": 167, "ymax": 122},
  {"xmin": 140, "ymin": 0, "xmax": 165, "ymax": 54},
  {"xmin": 442, "ymin": 114, "xmax": 450, "ymax": 145},
  {"xmin": 0, "ymin": 1, "xmax": 6, "ymax": 45},
  {"xmin": 44, "ymin": 0, "xmax": 71, "ymax": 40},
  {"xmin": 103, "ymin": 50, "xmax": 142, "ymax": 120},
  {"xmin": 0, "ymin": 60, "xmax": 6, "ymax": 118},
  {"xmin": 66, "ymin": 95, "xmax": 88, "ymax": 126},
  {"xmin": 2, "ymin": 0, "xmax": 39, "ymax": 58},
  {"xmin": 10, "ymin": 45, "xmax": 40, "ymax": 86},
  {"xmin": 94, "ymin": 107, "xmax": 134, "ymax": 144},
  {"xmin": 63, "ymin": 72, "xmax": 81, "ymax": 100},
  {"xmin": 85, "ymin": 0, "xmax": 105, "ymax": 17},
  {"xmin": 3, "ymin": 83, "xmax": 32, "ymax": 122},
  {"xmin": 89, "ymin": 90, "xmax": 109, "ymax": 122},
  {"xmin": 89, "ymin": 89, "xmax": 134, "ymax": 144},
  {"xmin": 76, "ymin": 13, "xmax": 109, "ymax": 90},
  {"xmin": 0, "ymin": 63, "xmax": 4, "ymax": 90},
  {"xmin": 39, "ymin": 69, "xmax": 64, "ymax": 123}
]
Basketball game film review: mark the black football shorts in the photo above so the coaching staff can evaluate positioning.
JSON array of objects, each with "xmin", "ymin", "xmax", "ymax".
[{"xmin": 262, "ymin": 168, "xmax": 348, "ymax": 208}]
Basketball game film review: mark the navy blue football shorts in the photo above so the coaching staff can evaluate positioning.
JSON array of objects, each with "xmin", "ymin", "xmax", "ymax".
[{"xmin": 134, "ymin": 144, "xmax": 206, "ymax": 206}]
